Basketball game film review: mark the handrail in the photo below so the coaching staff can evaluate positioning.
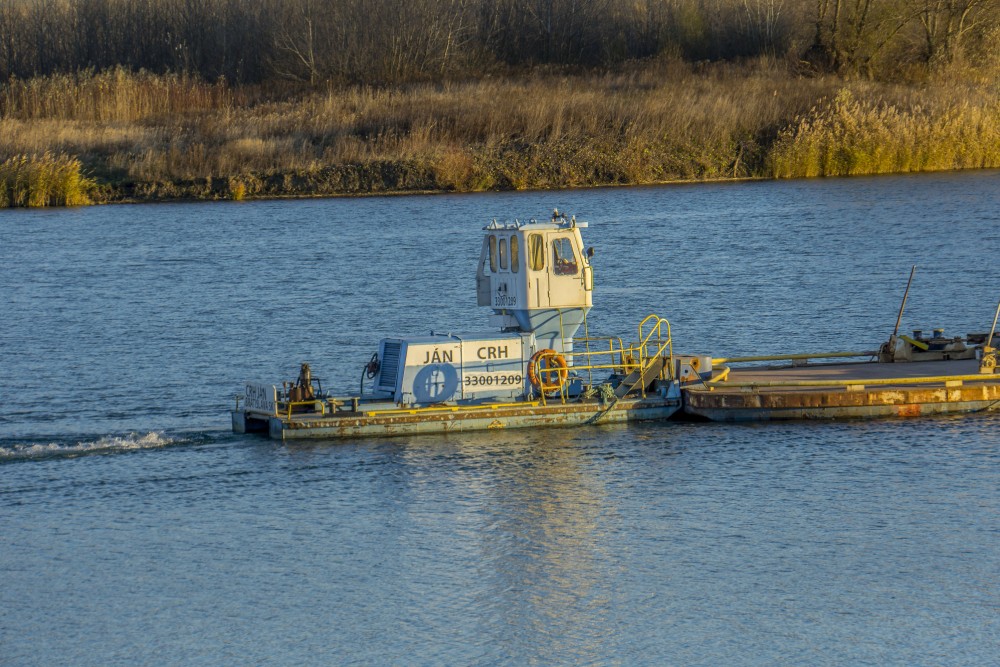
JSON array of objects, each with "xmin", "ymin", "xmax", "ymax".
[
  {"xmin": 713, "ymin": 350, "xmax": 879, "ymax": 364},
  {"xmin": 580, "ymin": 314, "xmax": 674, "ymax": 420},
  {"xmin": 534, "ymin": 317, "xmax": 675, "ymax": 403},
  {"xmin": 637, "ymin": 314, "xmax": 675, "ymax": 393},
  {"xmin": 572, "ymin": 325, "xmax": 672, "ymax": 385},
  {"xmin": 364, "ymin": 400, "xmax": 542, "ymax": 416},
  {"xmin": 695, "ymin": 373, "xmax": 995, "ymax": 390},
  {"xmin": 570, "ymin": 336, "xmax": 629, "ymax": 373},
  {"xmin": 283, "ymin": 400, "xmax": 326, "ymax": 419},
  {"xmin": 638, "ymin": 315, "xmax": 673, "ymax": 357},
  {"xmin": 638, "ymin": 313, "xmax": 660, "ymax": 342}
]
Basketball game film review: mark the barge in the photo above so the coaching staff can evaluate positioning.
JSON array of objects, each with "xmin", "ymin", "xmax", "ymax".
[
  {"xmin": 232, "ymin": 213, "xmax": 1000, "ymax": 439},
  {"xmin": 686, "ymin": 357, "xmax": 1000, "ymax": 422},
  {"xmin": 686, "ymin": 328, "xmax": 1000, "ymax": 422}
]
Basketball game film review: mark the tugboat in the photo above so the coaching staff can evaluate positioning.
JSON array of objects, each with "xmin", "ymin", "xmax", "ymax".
[{"xmin": 233, "ymin": 212, "xmax": 703, "ymax": 440}]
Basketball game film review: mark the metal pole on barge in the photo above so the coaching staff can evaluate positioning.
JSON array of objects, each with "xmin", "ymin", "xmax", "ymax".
[
  {"xmin": 881, "ymin": 265, "xmax": 916, "ymax": 362},
  {"xmin": 893, "ymin": 265, "xmax": 917, "ymax": 339},
  {"xmin": 988, "ymin": 299, "xmax": 1000, "ymax": 343}
]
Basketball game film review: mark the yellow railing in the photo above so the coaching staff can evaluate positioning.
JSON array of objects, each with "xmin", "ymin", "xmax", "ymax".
[
  {"xmin": 281, "ymin": 400, "xmax": 327, "ymax": 419},
  {"xmin": 638, "ymin": 314, "xmax": 674, "ymax": 382},
  {"xmin": 712, "ymin": 350, "xmax": 878, "ymax": 364},
  {"xmin": 570, "ymin": 336, "xmax": 629, "ymax": 373},
  {"xmin": 535, "ymin": 313, "xmax": 675, "ymax": 404},
  {"xmin": 701, "ymin": 373, "xmax": 995, "ymax": 390},
  {"xmin": 363, "ymin": 400, "xmax": 542, "ymax": 417}
]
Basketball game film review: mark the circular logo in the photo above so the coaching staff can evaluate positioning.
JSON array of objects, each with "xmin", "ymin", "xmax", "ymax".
[{"xmin": 412, "ymin": 364, "xmax": 459, "ymax": 403}]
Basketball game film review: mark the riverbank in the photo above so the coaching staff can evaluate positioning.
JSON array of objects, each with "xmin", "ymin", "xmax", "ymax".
[{"xmin": 2, "ymin": 62, "xmax": 999, "ymax": 206}]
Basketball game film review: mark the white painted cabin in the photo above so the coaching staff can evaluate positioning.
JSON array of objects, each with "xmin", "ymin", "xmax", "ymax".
[{"xmin": 476, "ymin": 211, "xmax": 593, "ymax": 355}]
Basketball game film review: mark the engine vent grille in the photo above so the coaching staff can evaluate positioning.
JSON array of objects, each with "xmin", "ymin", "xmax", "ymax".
[{"xmin": 377, "ymin": 342, "xmax": 402, "ymax": 391}]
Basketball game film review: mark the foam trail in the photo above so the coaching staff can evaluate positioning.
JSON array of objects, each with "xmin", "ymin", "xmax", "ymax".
[{"xmin": 0, "ymin": 431, "xmax": 177, "ymax": 461}]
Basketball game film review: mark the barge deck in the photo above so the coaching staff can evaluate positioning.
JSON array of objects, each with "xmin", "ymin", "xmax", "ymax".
[{"xmin": 684, "ymin": 358, "xmax": 1000, "ymax": 422}]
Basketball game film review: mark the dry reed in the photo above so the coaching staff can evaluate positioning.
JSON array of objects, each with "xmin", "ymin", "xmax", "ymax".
[
  {"xmin": 769, "ymin": 88, "xmax": 1000, "ymax": 177},
  {"xmin": 0, "ymin": 67, "xmax": 242, "ymax": 122},
  {"xmin": 0, "ymin": 153, "xmax": 95, "ymax": 207}
]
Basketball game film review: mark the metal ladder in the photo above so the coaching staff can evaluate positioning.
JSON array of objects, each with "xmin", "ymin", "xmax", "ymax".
[{"xmin": 613, "ymin": 315, "xmax": 674, "ymax": 399}]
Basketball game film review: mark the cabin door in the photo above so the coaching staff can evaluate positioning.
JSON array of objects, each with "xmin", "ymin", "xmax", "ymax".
[
  {"xmin": 526, "ymin": 232, "xmax": 549, "ymax": 308},
  {"xmin": 547, "ymin": 233, "xmax": 586, "ymax": 308},
  {"xmin": 486, "ymin": 233, "xmax": 518, "ymax": 310}
]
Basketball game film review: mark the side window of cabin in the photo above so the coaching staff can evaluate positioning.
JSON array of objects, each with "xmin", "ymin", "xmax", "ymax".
[
  {"xmin": 489, "ymin": 235, "xmax": 498, "ymax": 272},
  {"xmin": 552, "ymin": 237, "xmax": 578, "ymax": 275},
  {"xmin": 528, "ymin": 234, "xmax": 544, "ymax": 271},
  {"xmin": 499, "ymin": 236, "xmax": 508, "ymax": 270},
  {"xmin": 510, "ymin": 236, "xmax": 520, "ymax": 273}
]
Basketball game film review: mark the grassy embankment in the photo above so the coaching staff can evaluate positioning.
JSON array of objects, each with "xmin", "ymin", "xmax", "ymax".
[{"xmin": 1, "ymin": 64, "xmax": 999, "ymax": 206}]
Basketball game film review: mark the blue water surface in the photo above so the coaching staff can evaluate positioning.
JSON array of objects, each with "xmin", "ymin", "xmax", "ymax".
[{"xmin": 2, "ymin": 172, "xmax": 999, "ymax": 665}]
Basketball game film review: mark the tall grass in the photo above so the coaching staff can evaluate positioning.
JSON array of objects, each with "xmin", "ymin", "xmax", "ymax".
[
  {"xmin": 0, "ymin": 67, "xmax": 245, "ymax": 122},
  {"xmin": 0, "ymin": 63, "xmax": 833, "ymax": 196},
  {"xmin": 769, "ymin": 88, "xmax": 1000, "ymax": 177},
  {"xmin": 0, "ymin": 153, "xmax": 95, "ymax": 207}
]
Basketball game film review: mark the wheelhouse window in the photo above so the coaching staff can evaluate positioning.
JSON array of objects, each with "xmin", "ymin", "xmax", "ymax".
[
  {"xmin": 489, "ymin": 235, "xmax": 498, "ymax": 272},
  {"xmin": 499, "ymin": 236, "xmax": 508, "ymax": 270},
  {"xmin": 510, "ymin": 236, "xmax": 520, "ymax": 273},
  {"xmin": 528, "ymin": 234, "xmax": 544, "ymax": 271},
  {"xmin": 552, "ymin": 237, "xmax": 578, "ymax": 275}
]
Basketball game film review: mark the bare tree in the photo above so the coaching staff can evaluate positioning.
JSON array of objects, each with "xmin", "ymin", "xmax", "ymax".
[
  {"xmin": 271, "ymin": 0, "xmax": 323, "ymax": 84},
  {"xmin": 918, "ymin": 0, "xmax": 999, "ymax": 67},
  {"xmin": 808, "ymin": 0, "xmax": 922, "ymax": 73}
]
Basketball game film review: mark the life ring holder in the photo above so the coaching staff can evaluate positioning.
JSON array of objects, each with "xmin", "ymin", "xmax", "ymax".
[{"xmin": 528, "ymin": 349, "xmax": 568, "ymax": 394}]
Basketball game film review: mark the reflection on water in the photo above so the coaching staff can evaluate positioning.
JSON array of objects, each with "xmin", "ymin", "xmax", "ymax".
[
  {"xmin": 359, "ymin": 429, "xmax": 619, "ymax": 662},
  {"xmin": 469, "ymin": 433, "xmax": 612, "ymax": 662}
]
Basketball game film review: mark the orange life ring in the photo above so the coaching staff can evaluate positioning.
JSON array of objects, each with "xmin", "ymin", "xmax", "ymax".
[{"xmin": 528, "ymin": 349, "xmax": 568, "ymax": 393}]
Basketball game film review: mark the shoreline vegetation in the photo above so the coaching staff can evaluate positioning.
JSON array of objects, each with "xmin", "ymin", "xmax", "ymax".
[
  {"xmin": 1, "ymin": 1, "xmax": 998, "ymax": 207},
  {"xmin": 3, "ymin": 64, "xmax": 997, "ymax": 208}
]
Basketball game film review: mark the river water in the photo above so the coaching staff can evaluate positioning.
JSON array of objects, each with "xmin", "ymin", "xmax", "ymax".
[{"xmin": 2, "ymin": 172, "xmax": 999, "ymax": 665}]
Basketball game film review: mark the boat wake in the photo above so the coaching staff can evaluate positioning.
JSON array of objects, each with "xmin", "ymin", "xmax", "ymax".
[{"xmin": 0, "ymin": 431, "xmax": 178, "ymax": 461}]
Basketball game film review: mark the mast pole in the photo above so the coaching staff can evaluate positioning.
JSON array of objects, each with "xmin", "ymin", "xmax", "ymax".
[
  {"xmin": 892, "ymin": 265, "xmax": 917, "ymax": 339},
  {"xmin": 880, "ymin": 265, "xmax": 916, "ymax": 362}
]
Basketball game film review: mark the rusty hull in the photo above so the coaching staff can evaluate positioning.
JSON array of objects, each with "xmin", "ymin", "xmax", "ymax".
[{"xmin": 261, "ymin": 395, "xmax": 681, "ymax": 440}]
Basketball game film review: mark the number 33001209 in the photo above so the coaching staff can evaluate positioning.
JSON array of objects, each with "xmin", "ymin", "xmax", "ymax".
[
  {"xmin": 494, "ymin": 295, "xmax": 516, "ymax": 307},
  {"xmin": 464, "ymin": 374, "xmax": 522, "ymax": 387}
]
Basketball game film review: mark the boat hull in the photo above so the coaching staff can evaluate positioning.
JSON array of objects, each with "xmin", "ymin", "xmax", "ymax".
[
  {"xmin": 235, "ymin": 394, "xmax": 681, "ymax": 440},
  {"xmin": 685, "ymin": 384, "xmax": 1000, "ymax": 421}
]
